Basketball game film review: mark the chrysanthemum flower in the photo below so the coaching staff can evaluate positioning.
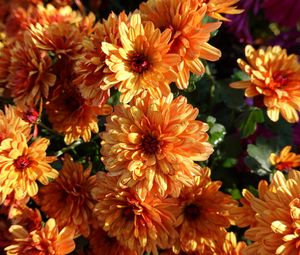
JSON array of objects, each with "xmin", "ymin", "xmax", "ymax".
[
  {"xmin": 101, "ymin": 12, "xmax": 180, "ymax": 103},
  {"xmin": 38, "ymin": 154, "xmax": 97, "ymax": 237},
  {"xmin": 230, "ymin": 45, "xmax": 300, "ymax": 123},
  {"xmin": 100, "ymin": 92, "xmax": 213, "ymax": 199},
  {"xmin": 30, "ymin": 21, "xmax": 83, "ymax": 58},
  {"xmin": 74, "ymin": 12, "xmax": 127, "ymax": 106},
  {"xmin": 242, "ymin": 170, "xmax": 300, "ymax": 254},
  {"xmin": 36, "ymin": 3, "xmax": 82, "ymax": 26},
  {"xmin": 6, "ymin": 32, "xmax": 56, "ymax": 107},
  {"xmin": 162, "ymin": 232, "xmax": 247, "ymax": 254},
  {"xmin": 0, "ymin": 133, "xmax": 58, "ymax": 203},
  {"xmin": 0, "ymin": 105, "xmax": 31, "ymax": 142},
  {"xmin": 174, "ymin": 168, "xmax": 237, "ymax": 253},
  {"xmin": 269, "ymin": 145, "xmax": 300, "ymax": 171},
  {"xmin": 199, "ymin": 0, "xmax": 243, "ymax": 21},
  {"xmin": 88, "ymin": 228, "xmax": 138, "ymax": 255},
  {"xmin": 5, "ymin": 218, "xmax": 75, "ymax": 255},
  {"xmin": 92, "ymin": 172, "xmax": 179, "ymax": 255},
  {"xmin": 140, "ymin": 0, "xmax": 221, "ymax": 89},
  {"xmin": 45, "ymin": 85, "xmax": 112, "ymax": 145}
]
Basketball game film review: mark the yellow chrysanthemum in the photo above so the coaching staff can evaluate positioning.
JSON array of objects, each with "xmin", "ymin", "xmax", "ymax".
[
  {"xmin": 242, "ymin": 170, "xmax": 300, "ymax": 255},
  {"xmin": 269, "ymin": 145, "xmax": 300, "ymax": 171},
  {"xmin": 101, "ymin": 12, "xmax": 180, "ymax": 103},
  {"xmin": 5, "ymin": 218, "xmax": 75, "ymax": 255},
  {"xmin": 100, "ymin": 92, "xmax": 213, "ymax": 199},
  {"xmin": 92, "ymin": 172, "xmax": 179, "ymax": 255},
  {"xmin": 230, "ymin": 45, "xmax": 300, "ymax": 123},
  {"xmin": 39, "ymin": 154, "xmax": 97, "ymax": 237},
  {"xmin": 174, "ymin": 168, "xmax": 238, "ymax": 253},
  {"xmin": 0, "ymin": 105, "xmax": 31, "ymax": 142},
  {"xmin": 200, "ymin": 0, "xmax": 243, "ymax": 21},
  {"xmin": 0, "ymin": 133, "xmax": 58, "ymax": 203},
  {"xmin": 140, "ymin": 0, "xmax": 221, "ymax": 89}
]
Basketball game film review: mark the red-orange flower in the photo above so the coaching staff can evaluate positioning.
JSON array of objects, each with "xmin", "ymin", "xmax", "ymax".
[
  {"xmin": 39, "ymin": 154, "xmax": 97, "ymax": 237},
  {"xmin": 174, "ymin": 168, "xmax": 238, "ymax": 253},
  {"xmin": 269, "ymin": 145, "xmax": 300, "ymax": 171},
  {"xmin": 100, "ymin": 92, "xmax": 213, "ymax": 199},
  {"xmin": 0, "ymin": 134, "xmax": 58, "ymax": 203},
  {"xmin": 5, "ymin": 218, "xmax": 75, "ymax": 255},
  {"xmin": 92, "ymin": 172, "xmax": 179, "ymax": 255},
  {"xmin": 101, "ymin": 12, "xmax": 180, "ymax": 103},
  {"xmin": 88, "ymin": 228, "xmax": 138, "ymax": 255},
  {"xmin": 230, "ymin": 45, "xmax": 300, "ymax": 123},
  {"xmin": 140, "ymin": 0, "xmax": 221, "ymax": 89},
  {"xmin": 74, "ymin": 12, "xmax": 127, "ymax": 106},
  {"xmin": 199, "ymin": 0, "xmax": 243, "ymax": 21},
  {"xmin": 242, "ymin": 170, "xmax": 300, "ymax": 254},
  {"xmin": 7, "ymin": 32, "xmax": 56, "ymax": 107},
  {"xmin": 45, "ymin": 85, "xmax": 111, "ymax": 145}
]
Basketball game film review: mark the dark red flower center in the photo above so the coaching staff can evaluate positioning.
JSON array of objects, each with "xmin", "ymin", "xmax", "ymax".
[
  {"xmin": 276, "ymin": 162, "xmax": 293, "ymax": 171},
  {"xmin": 141, "ymin": 134, "xmax": 160, "ymax": 154},
  {"xmin": 271, "ymin": 72, "xmax": 288, "ymax": 89},
  {"xmin": 122, "ymin": 207, "xmax": 135, "ymax": 221},
  {"xmin": 14, "ymin": 156, "xmax": 31, "ymax": 170},
  {"xmin": 184, "ymin": 203, "xmax": 200, "ymax": 221},
  {"xmin": 131, "ymin": 54, "xmax": 150, "ymax": 74}
]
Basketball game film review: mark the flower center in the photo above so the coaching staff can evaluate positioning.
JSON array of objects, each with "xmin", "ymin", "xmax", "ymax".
[
  {"xmin": 270, "ymin": 72, "xmax": 288, "ymax": 89},
  {"xmin": 122, "ymin": 207, "xmax": 135, "ymax": 221},
  {"xmin": 276, "ymin": 162, "xmax": 294, "ymax": 171},
  {"xmin": 131, "ymin": 54, "xmax": 150, "ymax": 74},
  {"xmin": 141, "ymin": 134, "xmax": 160, "ymax": 154},
  {"xmin": 14, "ymin": 156, "xmax": 31, "ymax": 170},
  {"xmin": 184, "ymin": 203, "xmax": 200, "ymax": 221}
]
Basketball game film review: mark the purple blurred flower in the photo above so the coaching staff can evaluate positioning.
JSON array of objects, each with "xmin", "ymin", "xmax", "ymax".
[
  {"xmin": 269, "ymin": 29, "xmax": 300, "ymax": 56},
  {"xmin": 264, "ymin": 0, "xmax": 300, "ymax": 28},
  {"xmin": 225, "ymin": 0, "xmax": 262, "ymax": 43},
  {"xmin": 292, "ymin": 115, "xmax": 300, "ymax": 150}
]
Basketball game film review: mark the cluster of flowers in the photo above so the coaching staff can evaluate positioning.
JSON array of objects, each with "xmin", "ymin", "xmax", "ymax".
[{"xmin": 0, "ymin": 0, "xmax": 299, "ymax": 254}]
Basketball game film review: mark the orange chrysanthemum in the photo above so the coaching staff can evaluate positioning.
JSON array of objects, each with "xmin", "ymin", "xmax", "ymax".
[
  {"xmin": 74, "ymin": 12, "xmax": 127, "ymax": 106},
  {"xmin": 101, "ymin": 12, "xmax": 180, "ymax": 103},
  {"xmin": 0, "ymin": 105, "xmax": 31, "ymax": 142},
  {"xmin": 88, "ymin": 228, "xmax": 138, "ymax": 255},
  {"xmin": 269, "ymin": 145, "xmax": 300, "ymax": 171},
  {"xmin": 230, "ymin": 45, "xmax": 300, "ymax": 123},
  {"xmin": 6, "ymin": 32, "xmax": 56, "ymax": 107},
  {"xmin": 242, "ymin": 170, "xmax": 300, "ymax": 255},
  {"xmin": 0, "ymin": 133, "xmax": 58, "ymax": 203},
  {"xmin": 39, "ymin": 154, "xmax": 96, "ymax": 237},
  {"xmin": 30, "ymin": 21, "xmax": 83, "ymax": 58},
  {"xmin": 174, "ymin": 168, "xmax": 237, "ymax": 253},
  {"xmin": 199, "ymin": 0, "xmax": 243, "ymax": 21},
  {"xmin": 230, "ymin": 179, "xmax": 270, "ymax": 229},
  {"xmin": 100, "ymin": 92, "xmax": 213, "ymax": 199},
  {"xmin": 162, "ymin": 232, "xmax": 246, "ymax": 255},
  {"xmin": 140, "ymin": 0, "xmax": 221, "ymax": 89},
  {"xmin": 45, "ymin": 85, "xmax": 112, "ymax": 145},
  {"xmin": 92, "ymin": 172, "xmax": 179, "ymax": 255},
  {"xmin": 5, "ymin": 218, "xmax": 75, "ymax": 255}
]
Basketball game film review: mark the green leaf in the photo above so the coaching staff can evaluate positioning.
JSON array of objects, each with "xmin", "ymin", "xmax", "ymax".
[
  {"xmin": 245, "ymin": 137, "xmax": 278, "ymax": 176},
  {"xmin": 217, "ymin": 81, "xmax": 245, "ymax": 109},
  {"xmin": 207, "ymin": 117, "xmax": 226, "ymax": 146},
  {"xmin": 238, "ymin": 108, "xmax": 265, "ymax": 137},
  {"xmin": 222, "ymin": 158, "xmax": 238, "ymax": 168}
]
